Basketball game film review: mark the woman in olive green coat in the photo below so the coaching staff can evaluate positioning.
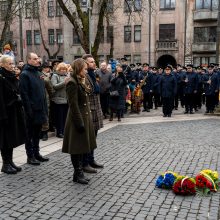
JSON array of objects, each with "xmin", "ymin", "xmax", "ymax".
[{"xmin": 62, "ymin": 58, "xmax": 96, "ymax": 184}]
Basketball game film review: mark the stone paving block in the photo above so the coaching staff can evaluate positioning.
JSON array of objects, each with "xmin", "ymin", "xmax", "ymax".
[{"xmin": 0, "ymin": 119, "xmax": 220, "ymax": 219}]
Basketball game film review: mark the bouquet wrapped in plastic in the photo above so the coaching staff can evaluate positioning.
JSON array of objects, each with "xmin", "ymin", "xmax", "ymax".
[
  {"xmin": 156, "ymin": 171, "xmax": 178, "ymax": 189},
  {"xmin": 195, "ymin": 169, "xmax": 219, "ymax": 195},
  {"xmin": 173, "ymin": 176, "xmax": 196, "ymax": 195}
]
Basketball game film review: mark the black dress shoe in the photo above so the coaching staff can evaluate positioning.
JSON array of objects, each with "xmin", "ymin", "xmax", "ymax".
[
  {"xmin": 9, "ymin": 160, "xmax": 22, "ymax": 172},
  {"xmin": 90, "ymin": 161, "xmax": 104, "ymax": 169},
  {"xmin": 35, "ymin": 154, "xmax": 49, "ymax": 162},
  {"xmin": 27, "ymin": 157, "xmax": 40, "ymax": 165},
  {"xmin": 163, "ymin": 115, "xmax": 167, "ymax": 117},
  {"xmin": 190, "ymin": 111, "xmax": 194, "ymax": 114},
  {"xmin": 1, "ymin": 164, "xmax": 17, "ymax": 174},
  {"xmin": 42, "ymin": 133, "xmax": 48, "ymax": 141},
  {"xmin": 56, "ymin": 134, "xmax": 64, "ymax": 138},
  {"xmin": 168, "ymin": 114, "xmax": 171, "ymax": 117},
  {"xmin": 83, "ymin": 165, "xmax": 97, "ymax": 173}
]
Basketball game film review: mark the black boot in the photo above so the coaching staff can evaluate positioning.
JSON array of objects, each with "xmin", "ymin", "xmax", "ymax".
[
  {"xmin": 8, "ymin": 148, "xmax": 22, "ymax": 172},
  {"xmin": 71, "ymin": 154, "xmax": 89, "ymax": 184},
  {"xmin": 1, "ymin": 148, "xmax": 17, "ymax": 174}
]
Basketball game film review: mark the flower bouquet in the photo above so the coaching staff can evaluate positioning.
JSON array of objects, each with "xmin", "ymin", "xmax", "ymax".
[
  {"xmin": 173, "ymin": 176, "xmax": 196, "ymax": 195},
  {"xmin": 156, "ymin": 171, "xmax": 178, "ymax": 189},
  {"xmin": 195, "ymin": 169, "xmax": 219, "ymax": 195}
]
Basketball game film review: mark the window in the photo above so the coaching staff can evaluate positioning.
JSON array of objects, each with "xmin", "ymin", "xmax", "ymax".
[
  {"xmin": 134, "ymin": 0, "xmax": 142, "ymax": 11},
  {"xmin": 56, "ymin": 2, "xmax": 62, "ymax": 16},
  {"xmin": 160, "ymin": 0, "xmax": 175, "ymax": 10},
  {"xmin": 107, "ymin": 26, "xmax": 113, "ymax": 43},
  {"xmin": 193, "ymin": 56, "xmax": 216, "ymax": 66},
  {"xmin": 107, "ymin": 0, "xmax": 113, "ymax": 13},
  {"xmin": 0, "ymin": 1, "xmax": 7, "ymax": 20},
  {"xmin": 73, "ymin": 28, "xmax": 80, "ymax": 44},
  {"xmin": 25, "ymin": 0, "xmax": 32, "ymax": 18},
  {"xmin": 81, "ymin": 0, "xmax": 87, "ymax": 7},
  {"xmin": 133, "ymin": 55, "xmax": 141, "ymax": 64},
  {"xmin": 48, "ymin": 29, "xmax": 55, "ymax": 45},
  {"xmin": 159, "ymin": 24, "xmax": 175, "ymax": 40},
  {"xmin": 56, "ymin": 29, "xmax": 63, "ymax": 44},
  {"xmin": 26, "ymin": 30, "xmax": 32, "ymax": 45},
  {"xmin": 34, "ymin": 30, "xmax": 41, "ymax": 45},
  {"xmin": 33, "ymin": 0, "xmax": 39, "ymax": 18},
  {"xmin": 195, "ymin": 0, "xmax": 218, "ymax": 10},
  {"xmin": 194, "ymin": 27, "xmax": 217, "ymax": 42},
  {"xmin": 124, "ymin": 0, "xmax": 133, "ymax": 12},
  {"xmin": 134, "ymin": 25, "xmax": 141, "ymax": 42},
  {"xmin": 48, "ymin": 0, "xmax": 54, "ymax": 17},
  {"xmin": 124, "ymin": 26, "xmax": 131, "ymax": 42}
]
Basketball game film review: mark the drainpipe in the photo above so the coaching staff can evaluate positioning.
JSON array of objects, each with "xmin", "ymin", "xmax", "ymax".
[
  {"xmin": 216, "ymin": 0, "xmax": 220, "ymax": 64},
  {"xmin": 148, "ymin": 0, "xmax": 151, "ymax": 64},
  {"xmin": 183, "ymin": 0, "xmax": 187, "ymax": 66}
]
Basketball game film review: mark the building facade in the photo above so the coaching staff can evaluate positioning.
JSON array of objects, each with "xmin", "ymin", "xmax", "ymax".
[{"xmin": 0, "ymin": 0, "xmax": 219, "ymax": 66}]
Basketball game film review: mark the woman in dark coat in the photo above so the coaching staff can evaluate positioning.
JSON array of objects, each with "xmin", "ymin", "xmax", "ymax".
[
  {"xmin": 109, "ymin": 64, "xmax": 127, "ymax": 121},
  {"xmin": 0, "ymin": 55, "xmax": 26, "ymax": 174},
  {"xmin": 62, "ymin": 58, "xmax": 96, "ymax": 184}
]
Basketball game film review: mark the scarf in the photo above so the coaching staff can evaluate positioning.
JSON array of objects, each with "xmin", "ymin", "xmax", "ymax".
[{"xmin": 87, "ymin": 69, "xmax": 100, "ymax": 94}]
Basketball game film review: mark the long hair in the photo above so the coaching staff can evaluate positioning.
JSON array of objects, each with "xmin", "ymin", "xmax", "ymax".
[{"xmin": 70, "ymin": 58, "xmax": 86, "ymax": 77}]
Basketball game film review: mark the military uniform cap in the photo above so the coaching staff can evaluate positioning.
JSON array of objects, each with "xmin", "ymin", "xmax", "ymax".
[
  {"xmin": 152, "ymin": 67, "xmax": 158, "ymax": 70},
  {"xmin": 121, "ymin": 57, "xmax": 127, "ymax": 61},
  {"xmin": 130, "ymin": 64, "xmax": 135, "ymax": 68},
  {"xmin": 136, "ymin": 63, "xmax": 142, "ymax": 66},
  {"xmin": 186, "ymin": 64, "xmax": 194, "ymax": 68},
  {"xmin": 164, "ymin": 65, "xmax": 172, "ymax": 70},
  {"xmin": 208, "ymin": 64, "xmax": 215, "ymax": 68},
  {"xmin": 142, "ymin": 63, "xmax": 149, "ymax": 67}
]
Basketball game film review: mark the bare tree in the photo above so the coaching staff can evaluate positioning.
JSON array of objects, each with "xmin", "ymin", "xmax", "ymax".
[
  {"xmin": 0, "ymin": 0, "xmax": 25, "ymax": 50},
  {"xmin": 37, "ymin": 0, "xmax": 61, "ymax": 59}
]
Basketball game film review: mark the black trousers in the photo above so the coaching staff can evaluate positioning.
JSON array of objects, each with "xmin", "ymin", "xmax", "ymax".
[
  {"xmin": 184, "ymin": 93, "xmax": 194, "ymax": 112},
  {"xmin": 143, "ymin": 93, "xmax": 151, "ymax": 110},
  {"xmin": 162, "ymin": 97, "xmax": 173, "ymax": 116},
  {"xmin": 54, "ymin": 103, "xmax": 68, "ymax": 135},
  {"xmin": 1, "ymin": 147, "xmax": 13, "ymax": 163},
  {"xmin": 82, "ymin": 130, "xmax": 98, "ymax": 167},
  {"xmin": 25, "ymin": 120, "xmax": 42, "ymax": 158},
  {"xmin": 206, "ymin": 95, "xmax": 215, "ymax": 111},
  {"xmin": 153, "ymin": 93, "xmax": 160, "ymax": 108},
  {"xmin": 100, "ymin": 93, "xmax": 109, "ymax": 116}
]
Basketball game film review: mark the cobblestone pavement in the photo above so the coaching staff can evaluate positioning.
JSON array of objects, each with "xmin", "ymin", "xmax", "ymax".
[{"xmin": 0, "ymin": 118, "xmax": 220, "ymax": 220}]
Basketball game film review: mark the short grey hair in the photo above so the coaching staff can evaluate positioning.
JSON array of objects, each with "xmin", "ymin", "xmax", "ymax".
[{"xmin": 0, "ymin": 55, "xmax": 13, "ymax": 64}]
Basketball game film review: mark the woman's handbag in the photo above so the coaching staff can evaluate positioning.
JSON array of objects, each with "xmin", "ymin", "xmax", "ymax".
[{"xmin": 109, "ymin": 90, "xmax": 119, "ymax": 97}]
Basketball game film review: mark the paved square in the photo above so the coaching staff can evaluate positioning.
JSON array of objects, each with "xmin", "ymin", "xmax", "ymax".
[{"xmin": 0, "ymin": 119, "xmax": 220, "ymax": 220}]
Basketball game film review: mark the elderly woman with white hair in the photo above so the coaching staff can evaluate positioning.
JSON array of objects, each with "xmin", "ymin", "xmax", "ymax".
[{"xmin": 0, "ymin": 55, "xmax": 26, "ymax": 174}]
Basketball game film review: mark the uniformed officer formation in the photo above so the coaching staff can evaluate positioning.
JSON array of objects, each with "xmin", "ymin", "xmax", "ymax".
[{"xmin": 101, "ymin": 58, "xmax": 219, "ymax": 118}]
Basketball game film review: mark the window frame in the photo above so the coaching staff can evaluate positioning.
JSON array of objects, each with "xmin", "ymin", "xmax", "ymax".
[
  {"xmin": 72, "ymin": 28, "xmax": 81, "ymax": 45},
  {"xmin": 26, "ymin": 30, "xmax": 32, "ymax": 45},
  {"xmin": 134, "ymin": 25, "xmax": 141, "ymax": 42},
  {"xmin": 160, "ymin": 0, "xmax": 175, "ymax": 10},
  {"xmin": 106, "ymin": 26, "xmax": 113, "ymax": 43},
  {"xmin": 124, "ymin": 25, "xmax": 132, "ymax": 43},
  {"xmin": 48, "ymin": 29, "xmax": 55, "ymax": 45},
  {"xmin": 48, "ymin": 0, "xmax": 54, "ymax": 17},
  {"xmin": 34, "ymin": 30, "xmax": 41, "ymax": 45},
  {"xmin": 56, "ymin": 29, "xmax": 63, "ymax": 44},
  {"xmin": 159, "ymin": 23, "xmax": 175, "ymax": 40}
]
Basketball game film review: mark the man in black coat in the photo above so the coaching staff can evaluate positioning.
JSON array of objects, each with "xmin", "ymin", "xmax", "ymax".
[
  {"xmin": 19, "ymin": 52, "xmax": 49, "ymax": 165},
  {"xmin": 0, "ymin": 55, "xmax": 26, "ymax": 174},
  {"xmin": 160, "ymin": 65, "xmax": 177, "ymax": 117}
]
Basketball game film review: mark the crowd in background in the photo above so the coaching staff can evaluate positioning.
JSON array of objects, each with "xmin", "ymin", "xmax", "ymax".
[{"xmin": 0, "ymin": 45, "xmax": 219, "ymax": 183}]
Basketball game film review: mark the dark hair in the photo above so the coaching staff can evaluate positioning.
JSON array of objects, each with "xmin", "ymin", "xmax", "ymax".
[
  {"xmin": 82, "ymin": 54, "xmax": 93, "ymax": 60},
  {"xmin": 71, "ymin": 58, "xmax": 86, "ymax": 77}
]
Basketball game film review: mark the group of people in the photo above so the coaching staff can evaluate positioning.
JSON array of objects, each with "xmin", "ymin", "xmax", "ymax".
[
  {"xmin": 0, "ymin": 49, "xmax": 219, "ymax": 185},
  {"xmin": 0, "ymin": 52, "xmax": 104, "ymax": 185},
  {"xmin": 97, "ymin": 58, "xmax": 220, "ymax": 119}
]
